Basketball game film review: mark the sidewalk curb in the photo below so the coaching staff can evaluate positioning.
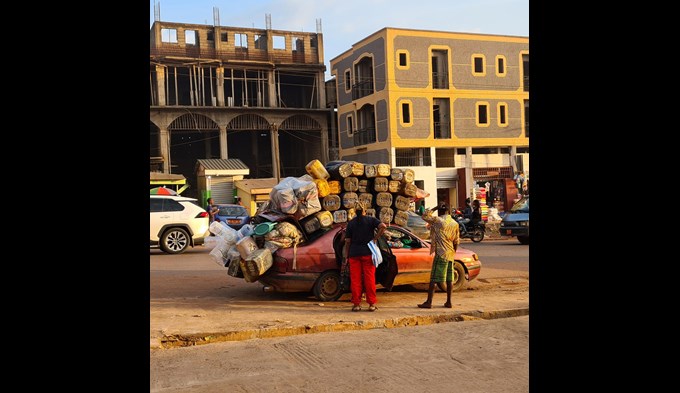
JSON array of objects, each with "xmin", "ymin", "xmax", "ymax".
[{"xmin": 152, "ymin": 307, "xmax": 529, "ymax": 349}]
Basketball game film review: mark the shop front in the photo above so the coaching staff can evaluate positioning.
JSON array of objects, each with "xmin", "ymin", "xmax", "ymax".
[{"xmin": 457, "ymin": 167, "xmax": 518, "ymax": 214}]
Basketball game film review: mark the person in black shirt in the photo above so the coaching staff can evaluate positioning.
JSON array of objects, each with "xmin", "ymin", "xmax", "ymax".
[{"xmin": 342, "ymin": 202, "xmax": 387, "ymax": 312}]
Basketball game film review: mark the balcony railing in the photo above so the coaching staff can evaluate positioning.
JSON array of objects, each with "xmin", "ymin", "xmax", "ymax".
[
  {"xmin": 353, "ymin": 127, "xmax": 376, "ymax": 146},
  {"xmin": 432, "ymin": 72, "xmax": 449, "ymax": 89},
  {"xmin": 351, "ymin": 79, "xmax": 374, "ymax": 100},
  {"xmin": 150, "ymin": 45, "xmax": 321, "ymax": 65}
]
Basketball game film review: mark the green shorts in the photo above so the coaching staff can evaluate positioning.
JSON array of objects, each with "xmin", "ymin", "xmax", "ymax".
[{"xmin": 430, "ymin": 255, "xmax": 453, "ymax": 283}]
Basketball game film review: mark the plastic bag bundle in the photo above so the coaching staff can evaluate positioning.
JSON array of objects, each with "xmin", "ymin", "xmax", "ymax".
[
  {"xmin": 325, "ymin": 161, "xmax": 353, "ymax": 179},
  {"xmin": 343, "ymin": 176, "xmax": 359, "ymax": 192},
  {"xmin": 305, "ymin": 159, "xmax": 330, "ymax": 180},
  {"xmin": 390, "ymin": 168, "xmax": 404, "ymax": 181},
  {"xmin": 341, "ymin": 192, "xmax": 358, "ymax": 209},
  {"xmin": 242, "ymin": 248, "xmax": 273, "ymax": 283},
  {"xmin": 394, "ymin": 210, "xmax": 409, "ymax": 226},
  {"xmin": 358, "ymin": 192, "xmax": 373, "ymax": 209},
  {"xmin": 376, "ymin": 163, "xmax": 391, "ymax": 177},
  {"xmin": 322, "ymin": 194, "xmax": 341, "ymax": 211},
  {"xmin": 388, "ymin": 180, "xmax": 401, "ymax": 193},
  {"xmin": 358, "ymin": 179, "xmax": 371, "ymax": 193},
  {"xmin": 364, "ymin": 164, "xmax": 377, "ymax": 178},
  {"xmin": 209, "ymin": 221, "xmax": 238, "ymax": 244},
  {"xmin": 314, "ymin": 178, "xmax": 330, "ymax": 198},
  {"xmin": 328, "ymin": 180, "xmax": 342, "ymax": 194},
  {"xmin": 394, "ymin": 195, "xmax": 411, "ymax": 211},
  {"xmin": 373, "ymin": 177, "xmax": 388, "ymax": 192}
]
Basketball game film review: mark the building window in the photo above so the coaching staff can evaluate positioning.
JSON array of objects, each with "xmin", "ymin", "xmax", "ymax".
[
  {"xmin": 435, "ymin": 148, "xmax": 456, "ymax": 168},
  {"xmin": 472, "ymin": 55, "xmax": 486, "ymax": 76},
  {"xmin": 352, "ymin": 56, "xmax": 374, "ymax": 100},
  {"xmin": 310, "ymin": 36, "xmax": 318, "ymax": 48},
  {"xmin": 497, "ymin": 103, "xmax": 508, "ymax": 126},
  {"xmin": 431, "ymin": 49, "xmax": 449, "ymax": 89},
  {"xmin": 401, "ymin": 102, "xmax": 412, "ymax": 125},
  {"xmin": 161, "ymin": 28, "xmax": 178, "ymax": 43},
  {"xmin": 273, "ymin": 35, "xmax": 285, "ymax": 49},
  {"xmin": 254, "ymin": 34, "xmax": 267, "ymax": 49},
  {"xmin": 496, "ymin": 56, "xmax": 506, "ymax": 77},
  {"xmin": 477, "ymin": 102, "xmax": 490, "ymax": 126},
  {"xmin": 397, "ymin": 50, "xmax": 409, "ymax": 69},
  {"xmin": 235, "ymin": 33, "xmax": 248, "ymax": 48},
  {"xmin": 185, "ymin": 30, "xmax": 197, "ymax": 45},
  {"xmin": 207, "ymin": 31, "xmax": 214, "ymax": 41},
  {"xmin": 347, "ymin": 115, "xmax": 354, "ymax": 135},
  {"xmin": 220, "ymin": 32, "xmax": 228, "ymax": 42},
  {"xmin": 396, "ymin": 148, "xmax": 432, "ymax": 167},
  {"xmin": 344, "ymin": 70, "xmax": 351, "ymax": 92}
]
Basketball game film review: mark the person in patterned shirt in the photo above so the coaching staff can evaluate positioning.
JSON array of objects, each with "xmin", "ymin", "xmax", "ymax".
[{"xmin": 417, "ymin": 202, "xmax": 460, "ymax": 309}]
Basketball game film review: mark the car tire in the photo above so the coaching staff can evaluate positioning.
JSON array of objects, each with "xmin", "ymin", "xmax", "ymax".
[
  {"xmin": 313, "ymin": 270, "xmax": 344, "ymax": 302},
  {"xmin": 436, "ymin": 261, "xmax": 467, "ymax": 292},
  {"xmin": 160, "ymin": 227, "xmax": 190, "ymax": 254},
  {"xmin": 517, "ymin": 236, "xmax": 529, "ymax": 245}
]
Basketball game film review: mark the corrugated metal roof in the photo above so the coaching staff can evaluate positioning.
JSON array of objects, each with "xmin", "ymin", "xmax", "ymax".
[
  {"xmin": 196, "ymin": 159, "xmax": 250, "ymax": 176},
  {"xmin": 197, "ymin": 159, "xmax": 249, "ymax": 171}
]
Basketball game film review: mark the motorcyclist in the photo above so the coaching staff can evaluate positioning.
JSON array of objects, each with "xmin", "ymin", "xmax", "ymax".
[{"xmin": 471, "ymin": 200, "xmax": 482, "ymax": 225}]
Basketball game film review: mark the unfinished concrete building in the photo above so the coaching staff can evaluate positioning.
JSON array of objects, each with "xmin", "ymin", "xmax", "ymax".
[{"xmin": 150, "ymin": 18, "xmax": 330, "ymax": 200}]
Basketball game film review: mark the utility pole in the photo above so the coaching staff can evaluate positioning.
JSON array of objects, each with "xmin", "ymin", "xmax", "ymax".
[{"xmin": 270, "ymin": 123, "xmax": 281, "ymax": 183}]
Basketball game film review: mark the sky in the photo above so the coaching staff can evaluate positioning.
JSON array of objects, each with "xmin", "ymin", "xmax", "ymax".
[{"xmin": 150, "ymin": 0, "xmax": 528, "ymax": 79}]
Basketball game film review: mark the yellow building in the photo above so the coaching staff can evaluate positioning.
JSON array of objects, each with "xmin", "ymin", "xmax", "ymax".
[{"xmin": 330, "ymin": 28, "xmax": 528, "ymax": 212}]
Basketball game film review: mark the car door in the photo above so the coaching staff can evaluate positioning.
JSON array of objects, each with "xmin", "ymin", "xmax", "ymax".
[
  {"xmin": 382, "ymin": 226, "xmax": 433, "ymax": 286},
  {"xmin": 149, "ymin": 197, "xmax": 167, "ymax": 241}
]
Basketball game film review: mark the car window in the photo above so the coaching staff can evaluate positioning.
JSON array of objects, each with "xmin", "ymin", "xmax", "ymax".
[
  {"xmin": 219, "ymin": 206, "xmax": 247, "ymax": 216},
  {"xmin": 163, "ymin": 199, "xmax": 185, "ymax": 212},
  {"xmin": 150, "ymin": 198, "xmax": 163, "ymax": 212},
  {"xmin": 510, "ymin": 197, "xmax": 529, "ymax": 213}
]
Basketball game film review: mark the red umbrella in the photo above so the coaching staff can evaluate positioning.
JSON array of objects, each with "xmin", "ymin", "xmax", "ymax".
[{"xmin": 150, "ymin": 186, "xmax": 177, "ymax": 196}]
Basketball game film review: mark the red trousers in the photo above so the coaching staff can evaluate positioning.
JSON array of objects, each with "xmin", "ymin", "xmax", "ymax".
[{"xmin": 349, "ymin": 254, "xmax": 377, "ymax": 306}]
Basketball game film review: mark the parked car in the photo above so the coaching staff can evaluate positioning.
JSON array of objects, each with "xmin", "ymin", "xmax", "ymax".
[
  {"xmin": 500, "ymin": 196, "xmax": 529, "ymax": 244},
  {"xmin": 253, "ymin": 211, "xmax": 481, "ymax": 301},
  {"xmin": 215, "ymin": 204, "xmax": 250, "ymax": 230},
  {"xmin": 150, "ymin": 195, "xmax": 210, "ymax": 254}
]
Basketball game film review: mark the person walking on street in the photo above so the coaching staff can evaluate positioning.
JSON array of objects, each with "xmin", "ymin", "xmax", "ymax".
[
  {"xmin": 343, "ymin": 202, "xmax": 387, "ymax": 312},
  {"xmin": 418, "ymin": 203, "xmax": 460, "ymax": 309},
  {"xmin": 206, "ymin": 197, "xmax": 218, "ymax": 224}
]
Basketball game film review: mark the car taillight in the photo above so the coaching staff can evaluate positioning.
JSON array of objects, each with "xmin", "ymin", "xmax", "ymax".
[{"xmin": 196, "ymin": 212, "xmax": 209, "ymax": 218}]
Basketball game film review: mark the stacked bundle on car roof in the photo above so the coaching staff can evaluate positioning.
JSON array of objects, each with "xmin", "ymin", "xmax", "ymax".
[
  {"xmin": 304, "ymin": 159, "xmax": 424, "ymax": 229},
  {"xmin": 209, "ymin": 158, "xmax": 428, "ymax": 283}
]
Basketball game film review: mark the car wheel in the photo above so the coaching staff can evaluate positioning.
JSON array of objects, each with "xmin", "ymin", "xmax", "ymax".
[
  {"xmin": 313, "ymin": 271, "xmax": 344, "ymax": 302},
  {"xmin": 435, "ymin": 262, "xmax": 467, "ymax": 292},
  {"xmin": 517, "ymin": 236, "xmax": 530, "ymax": 245},
  {"xmin": 451, "ymin": 261, "xmax": 467, "ymax": 291},
  {"xmin": 160, "ymin": 227, "xmax": 190, "ymax": 254}
]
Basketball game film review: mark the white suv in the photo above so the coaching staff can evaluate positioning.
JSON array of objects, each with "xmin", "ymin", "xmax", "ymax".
[{"xmin": 150, "ymin": 195, "xmax": 210, "ymax": 254}]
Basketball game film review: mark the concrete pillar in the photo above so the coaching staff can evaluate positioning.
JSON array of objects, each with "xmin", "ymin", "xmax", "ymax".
[
  {"xmin": 317, "ymin": 72, "xmax": 326, "ymax": 108},
  {"xmin": 219, "ymin": 125, "xmax": 228, "ymax": 158},
  {"xmin": 155, "ymin": 65, "xmax": 166, "ymax": 106},
  {"xmin": 159, "ymin": 127, "xmax": 171, "ymax": 173},
  {"xmin": 216, "ymin": 67, "xmax": 225, "ymax": 107},
  {"xmin": 465, "ymin": 146, "xmax": 473, "ymax": 200},
  {"xmin": 509, "ymin": 145, "xmax": 517, "ymax": 173},
  {"xmin": 268, "ymin": 70, "xmax": 277, "ymax": 107},
  {"xmin": 320, "ymin": 123, "xmax": 329, "ymax": 164}
]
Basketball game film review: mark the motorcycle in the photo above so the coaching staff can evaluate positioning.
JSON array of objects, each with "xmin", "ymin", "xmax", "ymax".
[{"xmin": 452, "ymin": 209, "xmax": 485, "ymax": 242}]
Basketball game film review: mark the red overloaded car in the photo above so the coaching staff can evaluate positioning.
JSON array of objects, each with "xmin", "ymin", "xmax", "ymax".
[{"xmin": 253, "ymin": 211, "xmax": 482, "ymax": 301}]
